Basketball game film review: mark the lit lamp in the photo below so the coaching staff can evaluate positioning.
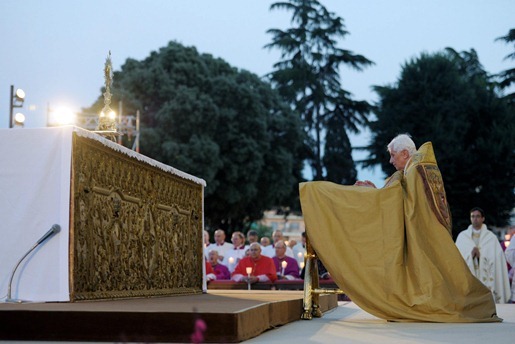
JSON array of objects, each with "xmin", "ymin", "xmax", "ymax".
[
  {"xmin": 245, "ymin": 267, "xmax": 252, "ymax": 290},
  {"xmin": 9, "ymin": 85, "xmax": 25, "ymax": 128},
  {"xmin": 13, "ymin": 113, "xmax": 25, "ymax": 128}
]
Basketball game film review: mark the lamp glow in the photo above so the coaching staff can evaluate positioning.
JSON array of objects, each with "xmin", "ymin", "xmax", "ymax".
[
  {"xmin": 52, "ymin": 107, "xmax": 75, "ymax": 126},
  {"xmin": 14, "ymin": 113, "xmax": 25, "ymax": 125},
  {"xmin": 15, "ymin": 89, "xmax": 25, "ymax": 100}
]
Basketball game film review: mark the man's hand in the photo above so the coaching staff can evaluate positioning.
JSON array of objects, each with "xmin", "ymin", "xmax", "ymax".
[
  {"xmin": 242, "ymin": 276, "xmax": 258, "ymax": 284},
  {"xmin": 471, "ymin": 246, "xmax": 480, "ymax": 260},
  {"xmin": 354, "ymin": 180, "xmax": 377, "ymax": 188}
]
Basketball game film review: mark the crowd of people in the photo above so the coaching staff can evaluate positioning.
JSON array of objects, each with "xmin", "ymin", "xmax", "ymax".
[
  {"xmin": 203, "ymin": 218, "xmax": 515, "ymax": 304},
  {"xmin": 203, "ymin": 229, "xmax": 308, "ymax": 284}
]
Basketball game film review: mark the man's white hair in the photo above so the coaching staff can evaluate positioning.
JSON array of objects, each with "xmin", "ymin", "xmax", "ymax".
[{"xmin": 387, "ymin": 134, "xmax": 416, "ymax": 156}]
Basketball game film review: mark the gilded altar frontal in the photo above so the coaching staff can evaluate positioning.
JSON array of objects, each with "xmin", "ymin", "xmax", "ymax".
[{"xmin": 70, "ymin": 133, "xmax": 203, "ymax": 301}]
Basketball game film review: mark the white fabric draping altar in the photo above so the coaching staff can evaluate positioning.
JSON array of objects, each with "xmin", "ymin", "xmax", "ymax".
[
  {"xmin": 0, "ymin": 127, "xmax": 73, "ymax": 302},
  {"xmin": 0, "ymin": 126, "xmax": 206, "ymax": 302}
]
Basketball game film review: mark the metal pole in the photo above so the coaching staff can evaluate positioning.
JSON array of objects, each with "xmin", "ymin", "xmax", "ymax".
[{"xmin": 9, "ymin": 85, "xmax": 14, "ymax": 128}]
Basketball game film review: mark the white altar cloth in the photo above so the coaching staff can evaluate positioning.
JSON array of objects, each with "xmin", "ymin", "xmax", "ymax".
[
  {"xmin": 0, "ymin": 127, "xmax": 72, "ymax": 302},
  {"xmin": 0, "ymin": 126, "xmax": 206, "ymax": 302}
]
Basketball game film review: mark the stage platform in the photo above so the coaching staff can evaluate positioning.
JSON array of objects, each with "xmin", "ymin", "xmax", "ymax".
[
  {"xmin": 0, "ymin": 290, "xmax": 337, "ymax": 343},
  {"xmin": 246, "ymin": 301, "xmax": 515, "ymax": 343}
]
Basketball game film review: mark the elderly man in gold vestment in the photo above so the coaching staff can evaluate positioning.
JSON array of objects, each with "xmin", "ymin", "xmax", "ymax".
[{"xmin": 300, "ymin": 134, "xmax": 500, "ymax": 322}]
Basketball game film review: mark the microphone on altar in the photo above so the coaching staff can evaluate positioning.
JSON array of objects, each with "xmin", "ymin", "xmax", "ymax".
[{"xmin": 5, "ymin": 224, "xmax": 61, "ymax": 303}]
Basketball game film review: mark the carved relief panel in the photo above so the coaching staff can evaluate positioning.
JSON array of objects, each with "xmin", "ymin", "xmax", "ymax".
[{"xmin": 70, "ymin": 134, "xmax": 203, "ymax": 300}]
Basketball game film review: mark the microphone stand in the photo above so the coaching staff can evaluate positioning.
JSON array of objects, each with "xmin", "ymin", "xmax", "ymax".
[{"xmin": 5, "ymin": 224, "xmax": 61, "ymax": 303}]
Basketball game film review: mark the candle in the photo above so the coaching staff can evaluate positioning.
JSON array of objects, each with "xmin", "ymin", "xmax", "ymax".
[
  {"xmin": 300, "ymin": 261, "xmax": 305, "ymax": 269},
  {"xmin": 245, "ymin": 267, "xmax": 252, "ymax": 290},
  {"xmin": 281, "ymin": 261, "xmax": 287, "ymax": 276}
]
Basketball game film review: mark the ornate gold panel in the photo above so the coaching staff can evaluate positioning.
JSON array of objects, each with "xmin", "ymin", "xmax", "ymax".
[{"xmin": 70, "ymin": 134, "xmax": 203, "ymax": 300}]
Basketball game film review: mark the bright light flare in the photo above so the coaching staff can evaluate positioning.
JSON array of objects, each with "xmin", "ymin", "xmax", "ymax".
[{"xmin": 49, "ymin": 106, "xmax": 76, "ymax": 126}]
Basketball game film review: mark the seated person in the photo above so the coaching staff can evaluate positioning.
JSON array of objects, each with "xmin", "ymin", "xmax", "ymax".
[
  {"xmin": 208, "ymin": 250, "xmax": 230, "ymax": 280},
  {"xmin": 222, "ymin": 231, "xmax": 247, "ymax": 272},
  {"xmin": 272, "ymin": 240, "xmax": 300, "ymax": 280},
  {"xmin": 205, "ymin": 257, "xmax": 216, "ymax": 282},
  {"xmin": 260, "ymin": 236, "xmax": 271, "ymax": 247},
  {"xmin": 246, "ymin": 229, "xmax": 260, "ymax": 245},
  {"xmin": 232, "ymin": 243, "xmax": 277, "ymax": 283},
  {"xmin": 262, "ymin": 230, "xmax": 294, "ymax": 258}
]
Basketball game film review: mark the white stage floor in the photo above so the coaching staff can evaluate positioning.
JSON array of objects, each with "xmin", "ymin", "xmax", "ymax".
[{"xmin": 245, "ymin": 301, "xmax": 515, "ymax": 343}]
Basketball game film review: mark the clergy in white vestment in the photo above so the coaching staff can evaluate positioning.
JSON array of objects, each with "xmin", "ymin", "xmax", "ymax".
[
  {"xmin": 292, "ymin": 232, "xmax": 306, "ymax": 265},
  {"xmin": 261, "ymin": 229, "xmax": 294, "ymax": 258},
  {"xmin": 456, "ymin": 207, "xmax": 511, "ymax": 303},
  {"xmin": 222, "ymin": 231, "xmax": 248, "ymax": 272},
  {"xmin": 208, "ymin": 229, "xmax": 232, "ymax": 262}
]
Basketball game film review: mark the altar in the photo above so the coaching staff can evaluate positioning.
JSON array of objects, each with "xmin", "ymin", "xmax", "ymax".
[{"xmin": 0, "ymin": 126, "xmax": 206, "ymax": 302}]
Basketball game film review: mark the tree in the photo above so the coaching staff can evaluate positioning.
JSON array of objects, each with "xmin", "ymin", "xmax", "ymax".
[
  {"xmin": 365, "ymin": 49, "xmax": 515, "ymax": 236},
  {"xmin": 82, "ymin": 41, "xmax": 305, "ymax": 233},
  {"xmin": 496, "ymin": 28, "xmax": 515, "ymax": 104},
  {"xmin": 265, "ymin": 0, "xmax": 373, "ymax": 183}
]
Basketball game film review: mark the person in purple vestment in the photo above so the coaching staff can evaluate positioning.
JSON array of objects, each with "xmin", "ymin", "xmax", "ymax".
[
  {"xmin": 208, "ymin": 250, "xmax": 230, "ymax": 280},
  {"xmin": 272, "ymin": 240, "xmax": 300, "ymax": 280}
]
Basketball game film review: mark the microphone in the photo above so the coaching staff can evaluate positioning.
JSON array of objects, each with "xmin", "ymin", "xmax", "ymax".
[
  {"xmin": 5, "ymin": 224, "xmax": 61, "ymax": 303},
  {"xmin": 36, "ymin": 224, "xmax": 61, "ymax": 245}
]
